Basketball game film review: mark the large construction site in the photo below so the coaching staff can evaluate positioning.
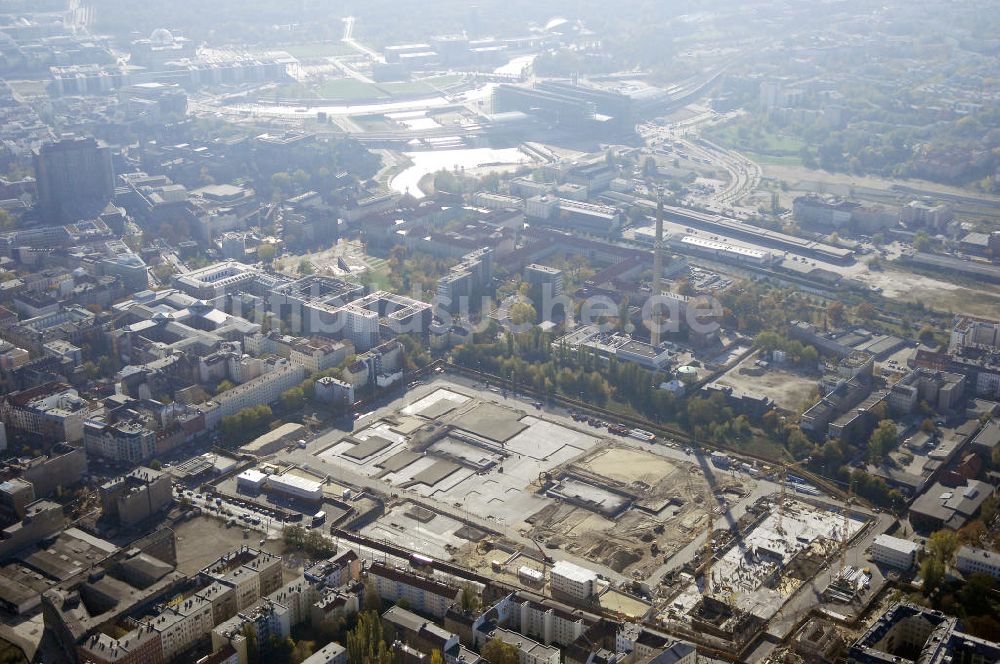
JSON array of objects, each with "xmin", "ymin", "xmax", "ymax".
[
  {"xmin": 308, "ymin": 385, "xmax": 758, "ymax": 581},
  {"xmin": 526, "ymin": 445, "xmax": 750, "ymax": 579},
  {"xmin": 659, "ymin": 494, "xmax": 871, "ymax": 648},
  {"xmin": 295, "ymin": 379, "xmax": 878, "ymax": 648}
]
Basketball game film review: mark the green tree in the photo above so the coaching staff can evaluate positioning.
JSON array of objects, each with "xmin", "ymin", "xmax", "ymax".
[
  {"xmin": 0, "ymin": 209, "xmax": 17, "ymax": 231},
  {"xmin": 481, "ymin": 639, "xmax": 520, "ymax": 664},
  {"xmin": 981, "ymin": 495, "xmax": 999, "ymax": 523},
  {"xmin": 299, "ymin": 259, "xmax": 315, "ymax": 275},
  {"xmin": 459, "ymin": 584, "xmax": 480, "ymax": 614},
  {"xmin": 920, "ymin": 556, "xmax": 944, "ymax": 594},
  {"xmin": 292, "ymin": 169, "xmax": 311, "ymax": 191},
  {"xmin": 271, "ymin": 172, "xmax": 293, "ymax": 196},
  {"xmin": 800, "ymin": 345, "xmax": 819, "ymax": 368},
  {"xmin": 959, "ymin": 573, "xmax": 996, "ymax": 615},
  {"xmin": 304, "ymin": 530, "xmax": 336, "ymax": 557},
  {"xmin": 854, "ymin": 301, "xmax": 876, "ymax": 322},
  {"xmin": 281, "ymin": 386, "xmax": 306, "ymax": 411},
  {"xmin": 216, "ymin": 379, "xmax": 236, "ymax": 395},
  {"xmin": 283, "ymin": 524, "xmax": 306, "ymax": 549},
  {"xmin": 257, "ymin": 244, "xmax": 277, "ymax": 263},
  {"xmin": 827, "ymin": 300, "xmax": 847, "ymax": 327},
  {"xmin": 363, "ymin": 579, "xmax": 381, "ymax": 613},
  {"xmin": 221, "ymin": 404, "xmax": 273, "ymax": 442},
  {"xmin": 270, "ymin": 636, "xmax": 296, "ymax": 664},
  {"xmin": 347, "ymin": 611, "xmax": 394, "ymax": 664},
  {"xmin": 755, "ymin": 331, "xmax": 783, "ymax": 352},
  {"xmin": 927, "ymin": 529, "xmax": 958, "ymax": 565},
  {"xmin": 918, "ymin": 324, "xmax": 938, "ymax": 346},
  {"xmin": 148, "ymin": 459, "xmax": 162, "ymax": 471},
  {"xmin": 509, "ymin": 302, "xmax": 537, "ymax": 327},
  {"xmin": 868, "ymin": 420, "xmax": 898, "ymax": 464}
]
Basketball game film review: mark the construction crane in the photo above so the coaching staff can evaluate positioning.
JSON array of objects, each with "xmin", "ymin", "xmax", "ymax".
[
  {"xmin": 701, "ymin": 496, "xmax": 715, "ymax": 595},
  {"xmin": 688, "ymin": 461, "xmax": 718, "ymax": 596},
  {"xmin": 839, "ymin": 478, "xmax": 855, "ymax": 576},
  {"xmin": 775, "ymin": 457, "xmax": 810, "ymax": 535}
]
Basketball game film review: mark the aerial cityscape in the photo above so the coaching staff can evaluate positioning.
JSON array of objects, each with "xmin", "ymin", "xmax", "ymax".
[{"xmin": 0, "ymin": 1, "xmax": 997, "ymax": 663}]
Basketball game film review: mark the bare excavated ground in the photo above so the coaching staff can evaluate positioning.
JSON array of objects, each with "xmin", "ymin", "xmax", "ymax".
[{"xmin": 523, "ymin": 447, "xmax": 750, "ymax": 579}]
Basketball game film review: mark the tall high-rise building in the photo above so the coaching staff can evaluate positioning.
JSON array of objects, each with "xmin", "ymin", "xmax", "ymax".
[
  {"xmin": 524, "ymin": 263, "xmax": 564, "ymax": 298},
  {"xmin": 33, "ymin": 136, "xmax": 115, "ymax": 223}
]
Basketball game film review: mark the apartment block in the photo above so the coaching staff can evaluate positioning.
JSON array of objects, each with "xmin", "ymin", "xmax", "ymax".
[
  {"xmin": 84, "ymin": 417, "xmax": 157, "ymax": 464},
  {"xmin": 0, "ymin": 382, "xmax": 91, "ymax": 443},
  {"xmin": 288, "ymin": 337, "xmax": 351, "ymax": 373},
  {"xmin": 200, "ymin": 548, "xmax": 283, "ymax": 612},
  {"xmin": 849, "ymin": 603, "xmax": 1000, "ymax": 664},
  {"xmin": 368, "ymin": 562, "xmax": 462, "ymax": 618},
  {"xmin": 871, "ymin": 535, "xmax": 919, "ymax": 570},
  {"xmin": 550, "ymin": 560, "xmax": 598, "ymax": 600},
  {"xmin": 200, "ymin": 358, "xmax": 306, "ymax": 428},
  {"xmin": 99, "ymin": 467, "xmax": 172, "ymax": 527},
  {"xmin": 955, "ymin": 545, "xmax": 1000, "ymax": 581}
]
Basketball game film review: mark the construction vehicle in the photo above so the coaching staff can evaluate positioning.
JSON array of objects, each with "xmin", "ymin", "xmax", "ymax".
[{"xmin": 532, "ymin": 537, "xmax": 554, "ymax": 564}]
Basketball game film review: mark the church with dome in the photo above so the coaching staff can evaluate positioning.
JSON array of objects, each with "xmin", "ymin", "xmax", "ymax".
[{"xmin": 129, "ymin": 28, "xmax": 196, "ymax": 69}]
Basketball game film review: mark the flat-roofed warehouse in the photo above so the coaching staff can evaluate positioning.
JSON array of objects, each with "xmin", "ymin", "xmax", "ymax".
[
  {"xmin": 267, "ymin": 472, "xmax": 323, "ymax": 502},
  {"xmin": 660, "ymin": 204, "xmax": 855, "ymax": 265},
  {"xmin": 669, "ymin": 234, "xmax": 775, "ymax": 265},
  {"xmin": 239, "ymin": 422, "xmax": 305, "ymax": 456}
]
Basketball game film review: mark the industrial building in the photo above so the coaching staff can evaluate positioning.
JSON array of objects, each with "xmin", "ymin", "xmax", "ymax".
[
  {"xmin": 666, "ymin": 233, "xmax": 776, "ymax": 265},
  {"xmin": 237, "ymin": 469, "xmax": 268, "ymax": 493},
  {"xmin": 658, "ymin": 204, "xmax": 855, "ymax": 265},
  {"xmin": 266, "ymin": 473, "xmax": 323, "ymax": 503},
  {"xmin": 554, "ymin": 326, "xmax": 677, "ymax": 371},
  {"xmin": 909, "ymin": 479, "xmax": 995, "ymax": 532}
]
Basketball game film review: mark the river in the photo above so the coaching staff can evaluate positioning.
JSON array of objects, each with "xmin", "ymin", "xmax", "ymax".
[
  {"xmin": 389, "ymin": 147, "xmax": 532, "ymax": 198},
  {"xmin": 494, "ymin": 54, "xmax": 537, "ymax": 77}
]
